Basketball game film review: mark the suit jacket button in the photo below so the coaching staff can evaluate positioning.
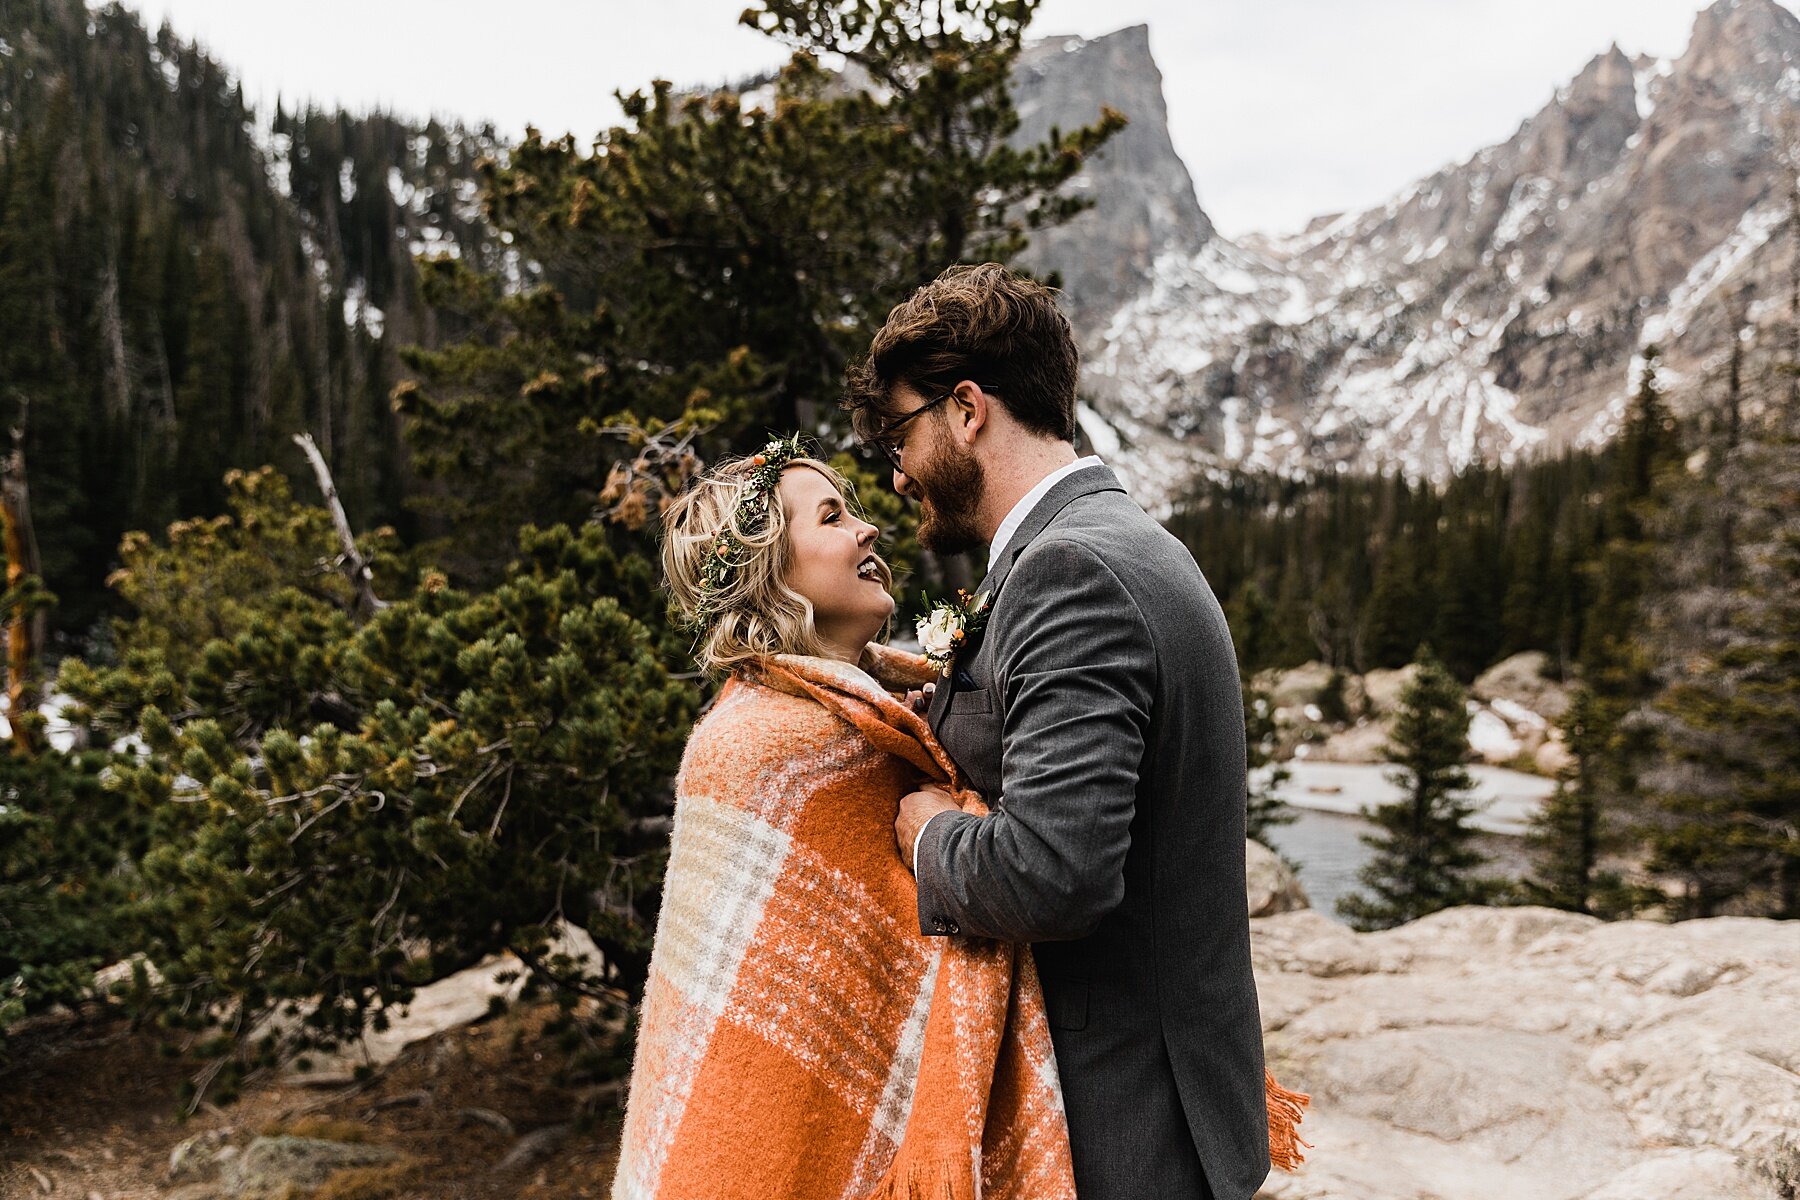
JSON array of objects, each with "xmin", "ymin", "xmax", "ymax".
[
  {"xmin": 945, "ymin": 921, "xmax": 960, "ymax": 935},
  {"xmin": 931, "ymin": 917, "xmax": 948, "ymax": 933}
]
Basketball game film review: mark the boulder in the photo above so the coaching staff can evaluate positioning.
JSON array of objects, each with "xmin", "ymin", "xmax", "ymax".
[
  {"xmin": 281, "ymin": 921, "xmax": 603, "ymax": 1083},
  {"xmin": 220, "ymin": 1136, "xmax": 399, "ymax": 1198},
  {"xmin": 1473, "ymin": 651, "xmax": 1571, "ymax": 722},
  {"xmin": 1534, "ymin": 734, "xmax": 1576, "ymax": 777},
  {"xmin": 167, "ymin": 1129, "xmax": 236, "ymax": 1183},
  {"xmin": 1252, "ymin": 907, "xmax": 1800, "ymax": 1199},
  {"xmin": 1467, "ymin": 705, "xmax": 1525, "ymax": 765},
  {"xmin": 1247, "ymin": 840, "xmax": 1311, "ymax": 917},
  {"xmin": 1259, "ymin": 661, "xmax": 1336, "ymax": 711},
  {"xmin": 1312, "ymin": 718, "xmax": 1391, "ymax": 764},
  {"xmin": 1359, "ymin": 666, "xmax": 1418, "ymax": 718}
]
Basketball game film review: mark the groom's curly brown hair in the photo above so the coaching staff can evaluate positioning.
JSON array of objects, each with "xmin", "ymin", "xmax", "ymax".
[{"xmin": 845, "ymin": 263, "xmax": 1080, "ymax": 443}]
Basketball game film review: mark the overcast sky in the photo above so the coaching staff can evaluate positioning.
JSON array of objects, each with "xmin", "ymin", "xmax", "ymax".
[{"xmin": 123, "ymin": 0, "xmax": 1734, "ymax": 237}]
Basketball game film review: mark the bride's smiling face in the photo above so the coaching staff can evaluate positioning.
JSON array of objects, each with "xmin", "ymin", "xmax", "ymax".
[{"xmin": 778, "ymin": 466, "xmax": 895, "ymax": 661}]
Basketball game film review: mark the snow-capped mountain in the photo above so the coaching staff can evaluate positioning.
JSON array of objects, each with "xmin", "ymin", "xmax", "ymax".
[{"xmin": 1019, "ymin": 0, "xmax": 1800, "ymax": 501}]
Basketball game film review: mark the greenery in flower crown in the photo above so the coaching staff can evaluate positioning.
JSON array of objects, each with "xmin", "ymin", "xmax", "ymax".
[{"xmin": 692, "ymin": 434, "xmax": 810, "ymax": 627}]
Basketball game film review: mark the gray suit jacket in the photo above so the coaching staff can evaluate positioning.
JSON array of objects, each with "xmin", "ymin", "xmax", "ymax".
[{"xmin": 918, "ymin": 464, "xmax": 1269, "ymax": 1200}]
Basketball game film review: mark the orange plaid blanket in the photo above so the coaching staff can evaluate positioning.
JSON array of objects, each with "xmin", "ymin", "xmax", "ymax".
[{"xmin": 612, "ymin": 647, "xmax": 1076, "ymax": 1200}]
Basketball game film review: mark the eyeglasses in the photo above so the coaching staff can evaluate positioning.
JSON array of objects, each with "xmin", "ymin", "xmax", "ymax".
[{"xmin": 868, "ymin": 384, "xmax": 996, "ymax": 473}]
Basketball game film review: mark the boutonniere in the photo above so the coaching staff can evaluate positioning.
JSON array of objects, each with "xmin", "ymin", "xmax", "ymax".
[{"xmin": 916, "ymin": 589, "xmax": 992, "ymax": 676}]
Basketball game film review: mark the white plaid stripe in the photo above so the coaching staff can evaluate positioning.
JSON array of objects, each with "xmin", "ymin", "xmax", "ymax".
[
  {"xmin": 654, "ymin": 795, "xmax": 790, "ymax": 1013},
  {"xmin": 743, "ymin": 731, "xmax": 878, "ymax": 833},
  {"xmin": 839, "ymin": 948, "xmax": 942, "ymax": 1199},
  {"xmin": 615, "ymin": 794, "xmax": 791, "ymax": 1197}
]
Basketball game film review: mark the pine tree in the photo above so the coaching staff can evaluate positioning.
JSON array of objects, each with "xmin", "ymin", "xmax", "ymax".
[
  {"xmin": 1243, "ymin": 676, "xmax": 1294, "ymax": 844},
  {"xmin": 1637, "ymin": 343, "xmax": 1800, "ymax": 917},
  {"xmin": 1361, "ymin": 536, "xmax": 1426, "ymax": 670},
  {"xmin": 0, "ymin": 747, "xmax": 136, "ymax": 1060},
  {"xmin": 1522, "ymin": 685, "xmax": 1630, "ymax": 914},
  {"xmin": 1338, "ymin": 646, "xmax": 1491, "ymax": 930},
  {"xmin": 1227, "ymin": 578, "xmax": 1281, "ymax": 676},
  {"xmin": 1579, "ymin": 349, "xmax": 1681, "ymax": 697},
  {"xmin": 397, "ymin": 0, "xmax": 1123, "ymax": 581},
  {"xmin": 60, "ymin": 474, "xmax": 696, "ymax": 1105}
]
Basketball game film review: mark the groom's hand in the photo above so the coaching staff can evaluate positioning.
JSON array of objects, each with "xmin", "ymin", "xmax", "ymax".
[{"xmin": 896, "ymin": 785, "xmax": 959, "ymax": 873}]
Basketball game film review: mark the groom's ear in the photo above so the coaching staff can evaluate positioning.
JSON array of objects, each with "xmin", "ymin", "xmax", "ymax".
[{"xmin": 950, "ymin": 380, "xmax": 991, "ymax": 445}]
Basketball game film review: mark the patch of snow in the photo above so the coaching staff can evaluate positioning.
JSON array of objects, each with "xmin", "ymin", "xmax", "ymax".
[
  {"xmin": 1468, "ymin": 706, "xmax": 1523, "ymax": 761},
  {"xmin": 339, "ymin": 159, "xmax": 357, "ymax": 204},
  {"xmin": 387, "ymin": 166, "xmax": 412, "ymax": 208},
  {"xmin": 298, "ymin": 231, "xmax": 332, "ymax": 300},
  {"xmin": 1640, "ymin": 203, "xmax": 1785, "ymax": 348},
  {"xmin": 1493, "ymin": 176, "xmax": 1554, "ymax": 249},
  {"xmin": 342, "ymin": 279, "xmax": 387, "ymax": 339},
  {"xmin": 1634, "ymin": 57, "xmax": 1673, "ymax": 119},
  {"xmin": 147, "ymin": 43, "xmax": 180, "ymax": 92},
  {"xmin": 1075, "ymin": 401, "xmax": 1122, "ymax": 457},
  {"xmin": 410, "ymin": 225, "xmax": 462, "ymax": 260},
  {"xmin": 738, "ymin": 82, "xmax": 777, "ymax": 114},
  {"xmin": 0, "ymin": 690, "xmax": 84, "ymax": 753},
  {"xmin": 1218, "ymin": 396, "xmax": 1246, "ymax": 462},
  {"xmin": 1489, "ymin": 696, "xmax": 1549, "ymax": 731},
  {"xmin": 450, "ymin": 177, "xmax": 483, "ymax": 225},
  {"xmin": 1403, "ymin": 235, "xmax": 1449, "ymax": 265},
  {"xmin": 1576, "ymin": 392, "xmax": 1631, "ymax": 449}
]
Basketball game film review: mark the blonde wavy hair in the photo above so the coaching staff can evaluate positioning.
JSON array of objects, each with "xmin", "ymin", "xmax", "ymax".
[{"xmin": 662, "ymin": 452, "xmax": 894, "ymax": 675}]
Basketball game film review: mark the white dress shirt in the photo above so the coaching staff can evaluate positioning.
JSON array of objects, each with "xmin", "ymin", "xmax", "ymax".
[
  {"xmin": 986, "ymin": 456, "xmax": 1103, "ymax": 570},
  {"xmin": 912, "ymin": 455, "xmax": 1104, "ymax": 874}
]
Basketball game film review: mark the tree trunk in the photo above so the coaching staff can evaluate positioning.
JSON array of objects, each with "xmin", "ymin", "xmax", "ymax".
[{"xmin": 2, "ymin": 421, "xmax": 45, "ymax": 756}]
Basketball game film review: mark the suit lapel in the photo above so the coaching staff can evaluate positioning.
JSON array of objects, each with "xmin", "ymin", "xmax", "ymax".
[
  {"xmin": 926, "ymin": 464, "xmax": 1126, "ymax": 735},
  {"xmin": 977, "ymin": 463, "xmax": 1126, "ymax": 606}
]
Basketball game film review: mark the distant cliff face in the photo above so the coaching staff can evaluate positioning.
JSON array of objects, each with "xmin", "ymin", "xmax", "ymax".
[
  {"xmin": 1011, "ymin": 26, "xmax": 1214, "ymax": 332},
  {"xmin": 1017, "ymin": 0, "xmax": 1800, "ymax": 502}
]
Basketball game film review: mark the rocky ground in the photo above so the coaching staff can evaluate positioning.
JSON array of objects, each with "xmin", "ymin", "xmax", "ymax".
[
  {"xmin": 7, "ymin": 851, "xmax": 1793, "ymax": 1199},
  {"xmin": 0, "ymin": 993, "xmax": 624, "ymax": 1198},
  {"xmin": 1258, "ymin": 651, "xmax": 1576, "ymax": 777},
  {"xmin": 1253, "ymin": 895, "xmax": 1800, "ymax": 1199}
]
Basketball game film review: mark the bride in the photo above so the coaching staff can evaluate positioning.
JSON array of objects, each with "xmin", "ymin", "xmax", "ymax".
[{"xmin": 610, "ymin": 436, "xmax": 1075, "ymax": 1200}]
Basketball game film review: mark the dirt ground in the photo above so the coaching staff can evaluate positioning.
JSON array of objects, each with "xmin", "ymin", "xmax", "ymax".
[{"xmin": 1, "ymin": 1000, "xmax": 625, "ymax": 1198}]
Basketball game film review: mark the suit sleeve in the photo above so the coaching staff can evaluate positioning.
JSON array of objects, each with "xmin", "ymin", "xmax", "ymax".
[{"xmin": 915, "ymin": 538, "xmax": 1155, "ymax": 942}]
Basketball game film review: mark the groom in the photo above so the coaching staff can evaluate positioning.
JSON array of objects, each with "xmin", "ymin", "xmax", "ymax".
[{"xmin": 847, "ymin": 264, "xmax": 1270, "ymax": 1200}]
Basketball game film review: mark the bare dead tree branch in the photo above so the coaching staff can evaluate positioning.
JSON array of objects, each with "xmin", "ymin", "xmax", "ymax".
[{"xmin": 292, "ymin": 431, "xmax": 387, "ymax": 619}]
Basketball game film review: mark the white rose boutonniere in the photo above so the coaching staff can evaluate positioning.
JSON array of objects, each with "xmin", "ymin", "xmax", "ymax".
[{"xmin": 915, "ymin": 589, "xmax": 992, "ymax": 676}]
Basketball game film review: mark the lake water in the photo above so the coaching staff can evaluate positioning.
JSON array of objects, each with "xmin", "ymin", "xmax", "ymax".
[{"xmin": 1260, "ymin": 761, "xmax": 1550, "ymax": 920}]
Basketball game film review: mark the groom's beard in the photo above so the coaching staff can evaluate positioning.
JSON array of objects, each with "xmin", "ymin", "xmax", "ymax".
[{"xmin": 911, "ymin": 441, "xmax": 987, "ymax": 556}]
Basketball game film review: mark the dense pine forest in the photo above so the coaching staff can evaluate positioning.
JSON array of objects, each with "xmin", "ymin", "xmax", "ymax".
[
  {"xmin": 0, "ymin": 0, "xmax": 501, "ymax": 637},
  {"xmin": 0, "ymin": 0, "xmax": 1794, "ymax": 1125}
]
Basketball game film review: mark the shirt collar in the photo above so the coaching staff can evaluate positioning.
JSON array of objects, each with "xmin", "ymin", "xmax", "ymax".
[{"xmin": 988, "ymin": 456, "xmax": 1104, "ymax": 570}]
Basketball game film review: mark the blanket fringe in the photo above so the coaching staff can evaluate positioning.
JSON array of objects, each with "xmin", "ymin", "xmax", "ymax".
[
  {"xmin": 866, "ymin": 1159, "xmax": 977, "ymax": 1200},
  {"xmin": 1266, "ymin": 1068, "xmax": 1313, "ymax": 1172}
]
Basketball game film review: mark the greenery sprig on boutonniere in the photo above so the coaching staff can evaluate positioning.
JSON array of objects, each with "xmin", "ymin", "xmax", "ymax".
[{"xmin": 916, "ymin": 588, "xmax": 992, "ymax": 676}]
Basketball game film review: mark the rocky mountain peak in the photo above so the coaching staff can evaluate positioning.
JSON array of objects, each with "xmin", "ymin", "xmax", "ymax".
[
  {"xmin": 1028, "ymin": 5, "xmax": 1800, "ymax": 501},
  {"xmin": 1676, "ymin": 0, "xmax": 1800, "ymax": 97},
  {"xmin": 1566, "ymin": 43, "xmax": 1637, "ymax": 107},
  {"xmin": 1524, "ymin": 44, "xmax": 1642, "ymax": 178},
  {"xmin": 1012, "ymin": 25, "xmax": 1213, "ymax": 330}
]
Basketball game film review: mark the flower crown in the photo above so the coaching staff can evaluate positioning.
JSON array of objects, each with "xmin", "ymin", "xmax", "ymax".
[{"xmin": 690, "ymin": 434, "xmax": 809, "ymax": 628}]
